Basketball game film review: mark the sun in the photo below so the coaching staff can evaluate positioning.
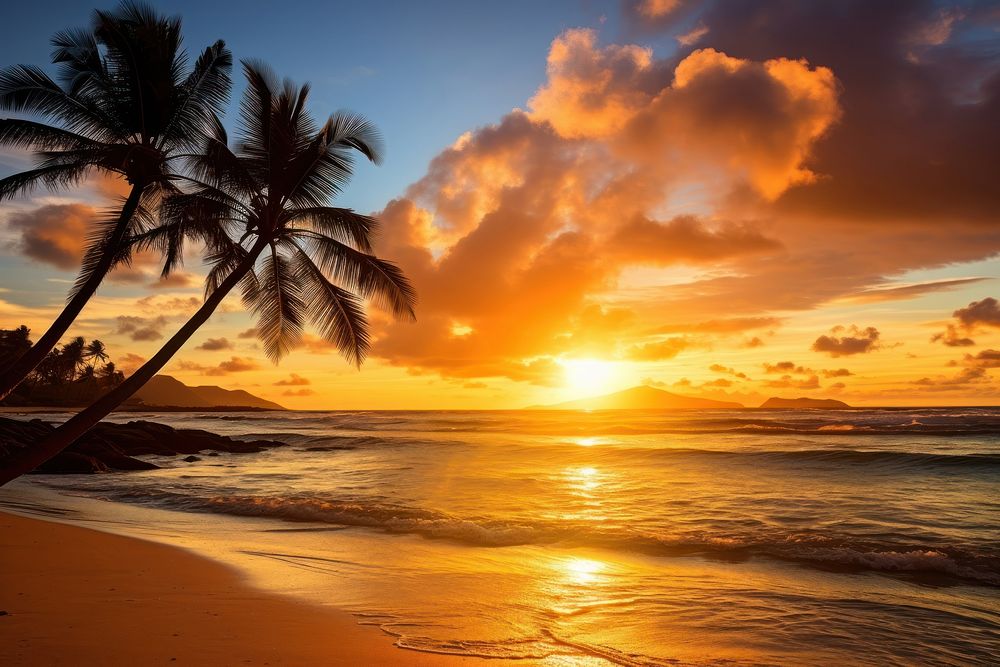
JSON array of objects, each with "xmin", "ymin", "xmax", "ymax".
[{"xmin": 561, "ymin": 359, "xmax": 616, "ymax": 395}]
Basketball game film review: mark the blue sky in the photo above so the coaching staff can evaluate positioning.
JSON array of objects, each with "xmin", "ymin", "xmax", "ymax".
[{"xmin": 1, "ymin": 0, "xmax": 624, "ymax": 212}]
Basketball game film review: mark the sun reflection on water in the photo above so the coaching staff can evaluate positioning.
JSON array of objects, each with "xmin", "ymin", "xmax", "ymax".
[{"xmin": 562, "ymin": 557, "xmax": 606, "ymax": 585}]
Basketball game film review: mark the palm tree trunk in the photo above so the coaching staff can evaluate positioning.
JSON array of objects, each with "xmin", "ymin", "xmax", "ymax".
[
  {"xmin": 0, "ymin": 185, "xmax": 145, "ymax": 401},
  {"xmin": 0, "ymin": 239, "xmax": 267, "ymax": 487}
]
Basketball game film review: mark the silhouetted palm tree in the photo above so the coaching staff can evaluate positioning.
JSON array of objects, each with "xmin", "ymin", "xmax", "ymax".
[
  {"xmin": 0, "ymin": 62, "xmax": 415, "ymax": 486},
  {"xmin": 0, "ymin": 1, "xmax": 231, "ymax": 399},
  {"xmin": 59, "ymin": 336, "xmax": 87, "ymax": 381},
  {"xmin": 84, "ymin": 339, "xmax": 108, "ymax": 365}
]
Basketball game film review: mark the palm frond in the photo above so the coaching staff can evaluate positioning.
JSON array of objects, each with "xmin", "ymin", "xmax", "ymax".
[
  {"xmin": 236, "ymin": 60, "xmax": 278, "ymax": 171},
  {"xmin": 285, "ymin": 206, "xmax": 376, "ymax": 252},
  {"xmin": 251, "ymin": 248, "xmax": 306, "ymax": 362},
  {"xmin": 0, "ymin": 119, "xmax": 102, "ymax": 152},
  {"xmin": 69, "ymin": 205, "xmax": 130, "ymax": 301},
  {"xmin": 159, "ymin": 40, "xmax": 232, "ymax": 149},
  {"xmin": 0, "ymin": 162, "xmax": 92, "ymax": 201},
  {"xmin": 94, "ymin": 1, "xmax": 184, "ymax": 140},
  {"xmin": 291, "ymin": 246, "xmax": 369, "ymax": 367},
  {"xmin": 325, "ymin": 111, "xmax": 384, "ymax": 165},
  {"xmin": 298, "ymin": 233, "xmax": 416, "ymax": 320},
  {"xmin": 50, "ymin": 26, "xmax": 107, "ymax": 99},
  {"xmin": 0, "ymin": 65, "xmax": 114, "ymax": 139}
]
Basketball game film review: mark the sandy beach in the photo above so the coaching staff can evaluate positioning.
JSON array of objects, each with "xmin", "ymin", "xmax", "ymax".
[{"xmin": 0, "ymin": 510, "xmax": 476, "ymax": 666}]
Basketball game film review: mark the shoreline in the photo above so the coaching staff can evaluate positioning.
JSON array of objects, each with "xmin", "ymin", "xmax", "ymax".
[{"xmin": 0, "ymin": 509, "xmax": 478, "ymax": 666}]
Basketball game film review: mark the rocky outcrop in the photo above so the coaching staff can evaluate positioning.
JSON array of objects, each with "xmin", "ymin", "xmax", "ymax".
[{"xmin": 0, "ymin": 418, "xmax": 286, "ymax": 475}]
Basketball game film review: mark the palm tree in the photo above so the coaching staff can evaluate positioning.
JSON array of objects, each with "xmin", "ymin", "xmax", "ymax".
[
  {"xmin": 84, "ymin": 339, "xmax": 109, "ymax": 365},
  {"xmin": 0, "ymin": 1, "xmax": 231, "ymax": 400},
  {"xmin": 59, "ymin": 336, "xmax": 87, "ymax": 381},
  {"xmin": 99, "ymin": 361, "xmax": 123, "ymax": 387},
  {"xmin": 0, "ymin": 62, "xmax": 415, "ymax": 486}
]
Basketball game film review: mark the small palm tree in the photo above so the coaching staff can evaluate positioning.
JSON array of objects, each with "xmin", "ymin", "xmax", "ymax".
[
  {"xmin": 0, "ymin": 62, "xmax": 415, "ymax": 486},
  {"xmin": 84, "ymin": 339, "xmax": 109, "ymax": 365},
  {"xmin": 0, "ymin": 1, "xmax": 231, "ymax": 400}
]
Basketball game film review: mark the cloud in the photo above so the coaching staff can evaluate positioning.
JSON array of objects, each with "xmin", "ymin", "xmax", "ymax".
[
  {"xmin": 135, "ymin": 295, "xmax": 202, "ymax": 315},
  {"xmin": 281, "ymin": 388, "xmax": 315, "ymax": 397},
  {"xmin": 528, "ymin": 28, "xmax": 657, "ymax": 139},
  {"xmin": 811, "ymin": 326, "xmax": 881, "ymax": 357},
  {"xmin": 196, "ymin": 337, "xmax": 232, "ymax": 351},
  {"xmin": 660, "ymin": 2, "xmax": 1000, "ymax": 225},
  {"xmin": 913, "ymin": 367, "xmax": 989, "ymax": 390},
  {"xmin": 364, "ymin": 6, "xmax": 1000, "ymax": 388},
  {"xmin": 932, "ymin": 297, "xmax": 1000, "ymax": 346},
  {"xmin": 115, "ymin": 316, "xmax": 167, "ymax": 342},
  {"xmin": 175, "ymin": 356, "xmax": 260, "ymax": 376},
  {"xmin": 762, "ymin": 361, "xmax": 813, "ymax": 375},
  {"xmin": 954, "ymin": 297, "xmax": 1000, "ymax": 329},
  {"xmin": 842, "ymin": 278, "xmax": 989, "ymax": 304},
  {"xmin": 709, "ymin": 364, "xmax": 749, "ymax": 380},
  {"xmin": 7, "ymin": 204, "xmax": 92, "ymax": 269},
  {"xmin": 764, "ymin": 374, "xmax": 820, "ymax": 390},
  {"xmin": 821, "ymin": 368, "xmax": 853, "ymax": 378},
  {"xmin": 150, "ymin": 272, "xmax": 198, "ymax": 289},
  {"xmin": 652, "ymin": 317, "xmax": 781, "ymax": 335},
  {"xmin": 370, "ymin": 32, "xmax": 833, "ymax": 384},
  {"xmin": 931, "ymin": 324, "xmax": 976, "ymax": 347},
  {"xmin": 961, "ymin": 349, "xmax": 1000, "ymax": 369},
  {"xmin": 116, "ymin": 352, "xmax": 146, "ymax": 375},
  {"xmin": 237, "ymin": 328, "xmax": 258, "ymax": 339},
  {"xmin": 625, "ymin": 337, "xmax": 695, "ymax": 361},
  {"xmin": 274, "ymin": 373, "xmax": 311, "ymax": 386},
  {"xmin": 213, "ymin": 357, "xmax": 259, "ymax": 375},
  {"xmin": 609, "ymin": 215, "xmax": 781, "ymax": 265}
]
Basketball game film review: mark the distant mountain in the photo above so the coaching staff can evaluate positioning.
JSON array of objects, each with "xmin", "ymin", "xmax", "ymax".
[
  {"xmin": 531, "ymin": 385, "xmax": 743, "ymax": 410},
  {"xmin": 131, "ymin": 375, "xmax": 285, "ymax": 410},
  {"xmin": 759, "ymin": 397, "xmax": 851, "ymax": 409}
]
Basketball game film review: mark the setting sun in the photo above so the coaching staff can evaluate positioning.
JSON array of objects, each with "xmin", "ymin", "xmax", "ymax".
[{"xmin": 561, "ymin": 359, "xmax": 618, "ymax": 395}]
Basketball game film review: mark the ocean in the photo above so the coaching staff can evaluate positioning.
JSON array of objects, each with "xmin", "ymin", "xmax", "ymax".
[{"xmin": 2, "ymin": 408, "xmax": 999, "ymax": 665}]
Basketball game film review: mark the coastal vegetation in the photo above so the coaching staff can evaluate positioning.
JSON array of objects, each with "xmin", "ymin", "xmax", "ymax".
[{"xmin": 0, "ymin": 325, "xmax": 125, "ymax": 406}]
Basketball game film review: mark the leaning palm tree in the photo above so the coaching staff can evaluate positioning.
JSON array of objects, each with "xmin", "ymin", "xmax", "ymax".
[
  {"xmin": 0, "ymin": 62, "xmax": 415, "ymax": 486},
  {"xmin": 0, "ymin": 1, "xmax": 231, "ymax": 400}
]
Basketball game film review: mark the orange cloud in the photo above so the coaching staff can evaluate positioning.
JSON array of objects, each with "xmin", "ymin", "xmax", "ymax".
[
  {"xmin": 370, "ymin": 32, "xmax": 834, "ymax": 384},
  {"xmin": 174, "ymin": 356, "xmax": 260, "ymax": 377},
  {"xmin": 7, "ymin": 204, "xmax": 92, "ymax": 269},
  {"xmin": 274, "ymin": 373, "xmax": 310, "ymax": 386},
  {"xmin": 626, "ymin": 337, "xmax": 695, "ymax": 361},
  {"xmin": 528, "ymin": 28, "xmax": 655, "ymax": 139}
]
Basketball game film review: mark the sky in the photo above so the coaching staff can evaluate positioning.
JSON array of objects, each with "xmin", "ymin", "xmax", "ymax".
[{"xmin": 2, "ymin": 0, "xmax": 1000, "ymax": 409}]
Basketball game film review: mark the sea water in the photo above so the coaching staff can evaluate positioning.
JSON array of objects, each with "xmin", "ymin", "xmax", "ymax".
[{"xmin": 3, "ymin": 408, "xmax": 998, "ymax": 665}]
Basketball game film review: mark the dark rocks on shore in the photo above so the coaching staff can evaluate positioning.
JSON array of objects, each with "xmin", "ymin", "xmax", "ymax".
[{"xmin": 0, "ymin": 417, "xmax": 286, "ymax": 475}]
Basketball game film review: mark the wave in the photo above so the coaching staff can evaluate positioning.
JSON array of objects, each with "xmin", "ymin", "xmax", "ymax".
[
  {"xmin": 134, "ymin": 408, "xmax": 1000, "ymax": 438},
  {"xmin": 236, "ymin": 430, "xmax": 1000, "ymax": 472},
  {"xmin": 652, "ymin": 448, "xmax": 1000, "ymax": 471},
  {"xmin": 91, "ymin": 488, "xmax": 1000, "ymax": 587}
]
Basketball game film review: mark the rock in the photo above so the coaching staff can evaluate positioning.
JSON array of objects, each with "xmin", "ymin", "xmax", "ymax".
[
  {"xmin": 182, "ymin": 455, "xmax": 201, "ymax": 462},
  {"xmin": 0, "ymin": 417, "xmax": 286, "ymax": 475}
]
